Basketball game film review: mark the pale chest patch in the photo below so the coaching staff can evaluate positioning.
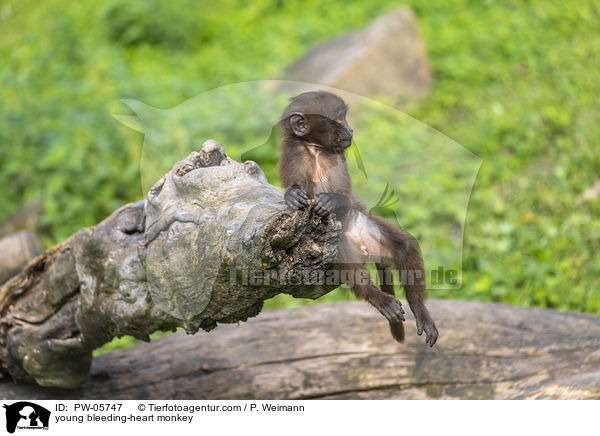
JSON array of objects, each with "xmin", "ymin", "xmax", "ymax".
[{"xmin": 306, "ymin": 145, "xmax": 328, "ymax": 183}]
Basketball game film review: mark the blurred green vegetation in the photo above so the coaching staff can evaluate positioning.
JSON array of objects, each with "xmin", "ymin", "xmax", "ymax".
[{"xmin": 2, "ymin": 0, "xmax": 599, "ymax": 354}]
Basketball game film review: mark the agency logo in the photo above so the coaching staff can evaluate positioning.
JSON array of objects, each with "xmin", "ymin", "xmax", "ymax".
[{"xmin": 2, "ymin": 402, "xmax": 50, "ymax": 433}]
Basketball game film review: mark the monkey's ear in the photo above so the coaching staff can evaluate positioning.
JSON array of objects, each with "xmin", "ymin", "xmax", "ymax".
[{"xmin": 289, "ymin": 112, "xmax": 309, "ymax": 137}]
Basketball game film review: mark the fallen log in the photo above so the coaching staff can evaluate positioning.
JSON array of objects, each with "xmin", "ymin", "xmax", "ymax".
[{"xmin": 0, "ymin": 300, "xmax": 599, "ymax": 400}]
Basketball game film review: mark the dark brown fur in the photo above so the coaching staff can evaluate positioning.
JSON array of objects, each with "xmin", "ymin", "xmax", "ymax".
[{"xmin": 278, "ymin": 91, "xmax": 438, "ymax": 346}]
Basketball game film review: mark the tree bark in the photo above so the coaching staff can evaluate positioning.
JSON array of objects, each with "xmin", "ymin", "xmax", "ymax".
[
  {"xmin": 0, "ymin": 140, "xmax": 342, "ymax": 389},
  {"xmin": 0, "ymin": 300, "xmax": 598, "ymax": 400}
]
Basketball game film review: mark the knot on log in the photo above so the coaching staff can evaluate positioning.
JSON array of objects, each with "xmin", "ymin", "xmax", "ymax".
[
  {"xmin": 260, "ymin": 206, "xmax": 342, "ymax": 299},
  {"xmin": 0, "ymin": 141, "xmax": 342, "ymax": 389}
]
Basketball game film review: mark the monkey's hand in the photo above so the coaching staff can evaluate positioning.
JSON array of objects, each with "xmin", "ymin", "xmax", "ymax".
[
  {"xmin": 314, "ymin": 192, "xmax": 351, "ymax": 217},
  {"xmin": 284, "ymin": 186, "xmax": 310, "ymax": 210}
]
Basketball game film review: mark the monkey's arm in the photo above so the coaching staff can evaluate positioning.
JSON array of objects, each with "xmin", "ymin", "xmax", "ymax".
[{"xmin": 279, "ymin": 148, "xmax": 312, "ymax": 210}]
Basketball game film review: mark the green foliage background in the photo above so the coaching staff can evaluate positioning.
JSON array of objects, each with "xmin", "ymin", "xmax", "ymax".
[{"xmin": 1, "ymin": 0, "xmax": 599, "ymax": 353}]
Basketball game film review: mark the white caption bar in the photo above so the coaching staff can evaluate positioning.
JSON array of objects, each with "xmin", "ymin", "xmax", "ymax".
[{"xmin": 0, "ymin": 399, "xmax": 595, "ymax": 436}]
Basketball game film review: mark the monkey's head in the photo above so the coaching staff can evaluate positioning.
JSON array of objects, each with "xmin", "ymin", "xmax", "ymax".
[{"xmin": 280, "ymin": 91, "xmax": 353, "ymax": 153}]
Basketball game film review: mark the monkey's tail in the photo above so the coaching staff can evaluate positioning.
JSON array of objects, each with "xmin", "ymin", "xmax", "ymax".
[{"xmin": 389, "ymin": 320, "xmax": 405, "ymax": 343}]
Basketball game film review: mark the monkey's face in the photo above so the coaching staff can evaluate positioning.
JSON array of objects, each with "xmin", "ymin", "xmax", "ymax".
[
  {"xmin": 301, "ymin": 113, "xmax": 353, "ymax": 152},
  {"xmin": 286, "ymin": 112, "xmax": 353, "ymax": 153},
  {"xmin": 282, "ymin": 91, "xmax": 354, "ymax": 153}
]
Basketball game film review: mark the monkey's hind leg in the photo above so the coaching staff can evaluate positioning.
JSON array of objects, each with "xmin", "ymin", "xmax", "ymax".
[
  {"xmin": 336, "ymin": 240, "xmax": 405, "ymax": 342},
  {"xmin": 370, "ymin": 215, "xmax": 439, "ymax": 346},
  {"xmin": 376, "ymin": 263, "xmax": 405, "ymax": 342}
]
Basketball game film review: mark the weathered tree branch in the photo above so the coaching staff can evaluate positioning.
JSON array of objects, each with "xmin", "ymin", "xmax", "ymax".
[{"xmin": 0, "ymin": 140, "xmax": 342, "ymax": 389}]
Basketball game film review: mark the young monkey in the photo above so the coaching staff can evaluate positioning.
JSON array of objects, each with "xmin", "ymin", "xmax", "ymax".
[{"xmin": 278, "ymin": 91, "xmax": 438, "ymax": 346}]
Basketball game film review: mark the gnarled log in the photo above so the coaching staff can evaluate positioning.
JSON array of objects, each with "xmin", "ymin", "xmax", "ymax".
[{"xmin": 0, "ymin": 140, "xmax": 342, "ymax": 389}]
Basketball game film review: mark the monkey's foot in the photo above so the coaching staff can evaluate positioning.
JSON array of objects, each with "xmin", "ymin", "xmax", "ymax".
[
  {"xmin": 414, "ymin": 306, "xmax": 438, "ymax": 347},
  {"xmin": 375, "ymin": 294, "xmax": 406, "ymax": 324}
]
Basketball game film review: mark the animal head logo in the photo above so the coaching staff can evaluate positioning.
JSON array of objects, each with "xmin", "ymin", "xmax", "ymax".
[{"xmin": 3, "ymin": 402, "xmax": 50, "ymax": 433}]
